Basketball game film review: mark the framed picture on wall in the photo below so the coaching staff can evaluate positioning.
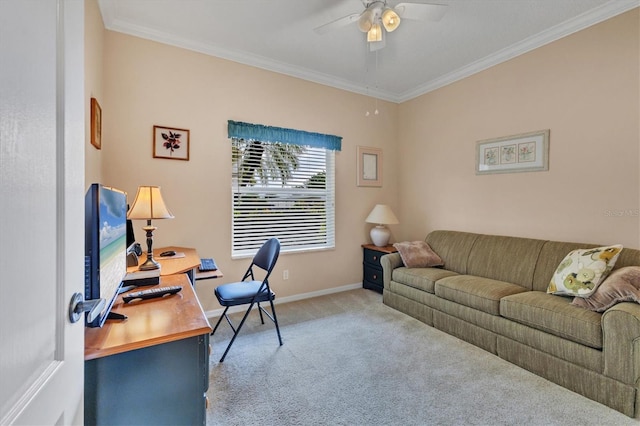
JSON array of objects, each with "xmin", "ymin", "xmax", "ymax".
[
  {"xmin": 357, "ymin": 146, "xmax": 382, "ymax": 187},
  {"xmin": 153, "ymin": 125, "xmax": 190, "ymax": 161},
  {"xmin": 90, "ymin": 98, "xmax": 102, "ymax": 150},
  {"xmin": 476, "ymin": 129, "xmax": 549, "ymax": 175}
]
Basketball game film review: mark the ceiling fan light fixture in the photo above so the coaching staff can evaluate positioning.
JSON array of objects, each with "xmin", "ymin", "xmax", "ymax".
[
  {"xmin": 367, "ymin": 22, "xmax": 382, "ymax": 42},
  {"xmin": 382, "ymin": 8, "xmax": 401, "ymax": 32}
]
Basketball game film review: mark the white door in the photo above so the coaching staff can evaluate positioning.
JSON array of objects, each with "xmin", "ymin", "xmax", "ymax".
[{"xmin": 0, "ymin": 0, "xmax": 85, "ymax": 424}]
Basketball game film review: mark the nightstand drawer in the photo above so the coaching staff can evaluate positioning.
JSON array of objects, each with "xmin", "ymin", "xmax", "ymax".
[
  {"xmin": 363, "ymin": 265, "xmax": 383, "ymax": 286},
  {"xmin": 363, "ymin": 248, "xmax": 384, "ymax": 267}
]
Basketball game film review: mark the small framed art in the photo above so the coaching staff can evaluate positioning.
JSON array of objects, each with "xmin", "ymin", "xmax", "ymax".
[
  {"xmin": 90, "ymin": 98, "xmax": 102, "ymax": 150},
  {"xmin": 476, "ymin": 129, "xmax": 549, "ymax": 175},
  {"xmin": 357, "ymin": 146, "xmax": 382, "ymax": 187},
  {"xmin": 153, "ymin": 125, "xmax": 190, "ymax": 161}
]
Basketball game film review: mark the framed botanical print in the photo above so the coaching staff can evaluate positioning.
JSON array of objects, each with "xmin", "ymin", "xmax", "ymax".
[
  {"xmin": 476, "ymin": 129, "xmax": 549, "ymax": 175},
  {"xmin": 153, "ymin": 125, "xmax": 190, "ymax": 161}
]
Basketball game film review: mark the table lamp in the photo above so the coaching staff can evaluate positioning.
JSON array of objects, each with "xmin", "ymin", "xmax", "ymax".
[
  {"xmin": 365, "ymin": 204, "xmax": 399, "ymax": 247},
  {"xmin": 127, "ymin": 186, "xmax": 174, "ymax": 270}
]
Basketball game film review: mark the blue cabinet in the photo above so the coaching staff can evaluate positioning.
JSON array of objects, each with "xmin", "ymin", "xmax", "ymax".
[{"xmin": 84, "ymin": 274, "xmax": 212, "ymax": 425}]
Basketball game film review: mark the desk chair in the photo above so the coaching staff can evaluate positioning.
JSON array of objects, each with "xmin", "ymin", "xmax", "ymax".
[{"xmin": 211, "ymin": 238, "xmax": 282, "ymax": 362}]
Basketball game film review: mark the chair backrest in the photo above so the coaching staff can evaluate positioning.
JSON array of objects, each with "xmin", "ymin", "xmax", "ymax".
[{"xmin": 252, "ymin": 238, "xmax": 280, "ymax": 275}]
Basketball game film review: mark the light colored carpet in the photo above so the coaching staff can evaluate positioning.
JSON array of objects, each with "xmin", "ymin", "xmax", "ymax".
[{"xmin": 207, "ymin": 289, "xmax": 637, "ymax": 425}]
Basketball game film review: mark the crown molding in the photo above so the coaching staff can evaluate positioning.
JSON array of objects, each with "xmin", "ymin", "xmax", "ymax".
[
  {"xmin": 99, "ymin": 0, "xmax": 638, "ymax": 105},
  {"xmin": 397, "ymin": 0, "xmax": 639, "ymax": 102}
]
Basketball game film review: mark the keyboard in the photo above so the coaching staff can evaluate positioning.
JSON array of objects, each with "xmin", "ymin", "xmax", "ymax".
[
  {"xmin": 199, "ymin": 258, "xmax": 218, "ymax": 271},
  {"xmin": 122, "ymin": 286, "xmax": 182, "ymax": 303}
]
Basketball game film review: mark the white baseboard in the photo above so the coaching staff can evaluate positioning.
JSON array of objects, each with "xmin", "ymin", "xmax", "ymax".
[{"xmin": 205, "ymin": 282, "xmax": 363, "ymax": 319}]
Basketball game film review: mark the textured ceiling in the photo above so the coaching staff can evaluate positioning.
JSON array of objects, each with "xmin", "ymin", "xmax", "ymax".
[{"xmin": 98, "ymin": 0, "xmax": 637, "ymax": 102}]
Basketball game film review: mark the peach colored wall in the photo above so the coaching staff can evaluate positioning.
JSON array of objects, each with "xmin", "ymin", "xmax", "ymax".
[
  {"xmin": 84, "ymin": 0, "xmax": 104, "ymax": 185},
  {"xmin": 397, "ymin": 9, "xmax": 639, "ymax": 249},
  {"xmin": 100, "ymin": 31, "xmax": 399, "ymax": 310}
]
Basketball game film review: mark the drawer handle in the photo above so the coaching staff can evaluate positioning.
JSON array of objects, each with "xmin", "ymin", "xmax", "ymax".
[
  {"xmin": 373, "ymin": 255, "xmax": 378, "ymax": 261},
  {"xmin": 372, "ymin": 274, "xmax": 377, "ymax": 280}
]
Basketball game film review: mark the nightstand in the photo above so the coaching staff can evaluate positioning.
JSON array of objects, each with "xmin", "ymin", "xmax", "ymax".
[{"xmin": 362, "ymin": 244, "xmax": 397, "ymax": 294}]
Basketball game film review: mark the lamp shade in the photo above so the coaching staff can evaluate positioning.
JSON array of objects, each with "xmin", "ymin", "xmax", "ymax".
[
  {"xmin": 127, "ymin": 186, "xmax": 174, "ymax": 220},
  {"xmin": 358, "ymin": 8, "xmax": 374, "ymax": 32},
  {"xmin": 365, "ymin": 204, "xmax": 399, "ymax": 225},
  {"xmin": 367, "ymin": 23, "xmax": 383, "ymax": 42},
  {"xmin": 382, "ymin": 8, "xmax": 401, "ymax": 32}
]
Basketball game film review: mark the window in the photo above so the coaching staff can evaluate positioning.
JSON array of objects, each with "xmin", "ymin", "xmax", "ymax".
[{"xmin": 228, "ymin": 121, "xmax": 341, "ymax": 258}]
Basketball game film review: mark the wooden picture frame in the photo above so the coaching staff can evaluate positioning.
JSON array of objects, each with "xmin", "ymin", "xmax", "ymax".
[
  {"xmin": 90, "ymin": 98, "xmax": 102, "ymax": 150},
  {"xmin": 153, "ymin": 125, "xmax": 190, "ymax": 161},
  {"xmin": 476, "ymin": 129, "xmax": 549, "ymax": 175},
  {"xmin": 357, "ymin": 146, "xmax": 382, "ymax": 187}
]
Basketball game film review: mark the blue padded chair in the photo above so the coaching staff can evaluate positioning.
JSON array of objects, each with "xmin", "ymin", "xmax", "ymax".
[{"xmin": 211, "ymin": 238, "xmax": 282, "ymax": 362}]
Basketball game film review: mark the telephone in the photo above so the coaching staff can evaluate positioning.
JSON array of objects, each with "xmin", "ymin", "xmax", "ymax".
[{"xmin": 126, "ymin": 243, "xmax": 143, "ymax": 267}]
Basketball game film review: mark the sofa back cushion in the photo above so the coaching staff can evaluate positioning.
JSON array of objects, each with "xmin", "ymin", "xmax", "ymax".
[
  {"xmin": 466, "ymin": 234, "xmax": 546, "ymax": 290},
  {"xmin": 425, "ymin": 230, "xmax": 480, "ymax": 274}
]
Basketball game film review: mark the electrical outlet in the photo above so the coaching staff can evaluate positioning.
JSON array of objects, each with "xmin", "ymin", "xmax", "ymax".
[{"xmin": 283, "ymin": 270, "xmax": 289, "ymax": 280}]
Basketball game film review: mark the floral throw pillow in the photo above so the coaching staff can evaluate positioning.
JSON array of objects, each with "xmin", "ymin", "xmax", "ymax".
[
  {"xmin": 393, "ymin": 241, "xmax": 444, "ymax": 268},
  {"xmin": 547, "ymin": 244, "xmax": 623, "ymax": 298}
]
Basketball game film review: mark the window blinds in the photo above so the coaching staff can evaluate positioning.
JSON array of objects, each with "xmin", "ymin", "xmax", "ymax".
[{"xmin": 229, "ymin": 123, "xmax": 338, "ymax": 258}]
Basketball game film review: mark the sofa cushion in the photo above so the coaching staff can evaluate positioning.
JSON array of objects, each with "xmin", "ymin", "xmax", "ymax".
[
  {"xmin": 435, "ymin": 275, "xmax": 528, "ymax": 316},
  {"xmin": 466, "ymin": 234, "xmax": 546, "ymax": 290},
  {"xmin": 392, "ymin": 267, "xmax": 458, "ymax": 294},
  {"xmin": 425, "ymin": 231, "xmax": 480, "ymax": 275},
  {"xmin": 547, "ymin": 245, "xmax": 622, "ymax": 298},
  {"xmin": 500, "ymin": 291, "xmax": 602, "ymax": 349},
  {"xmin": 572, "ymin": 266, "xmax": 640, "ymax": 312},
  {"xmin": 393, "ymin": 241, "xmax": 444, "ymax": 268}
]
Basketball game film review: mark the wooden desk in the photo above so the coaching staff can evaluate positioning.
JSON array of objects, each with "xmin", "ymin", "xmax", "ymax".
[
  {"xmin": 84, "ymin": 274, "xmax": 212, "ymax": 425},
  {"xmin": 129, "ymin": 246, "xmax": 223, "ymax": 282}
]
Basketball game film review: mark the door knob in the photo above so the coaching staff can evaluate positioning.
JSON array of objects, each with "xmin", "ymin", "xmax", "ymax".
[{"xmin": 68, "ymin": 292, "xmax": 105, "ymax": 324}]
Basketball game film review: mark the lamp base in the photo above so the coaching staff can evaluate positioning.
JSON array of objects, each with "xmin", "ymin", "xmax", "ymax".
[
  {"xmin": 370, "ymin": 225, "xmax": 391, "ymax": 247},
  {"xmin": 139, "ymin": 257, "xmax": 160, "ymax": 271},
  {"xmin": 139, "ymin": 223, "xmax": 160, "ymax": 270}
]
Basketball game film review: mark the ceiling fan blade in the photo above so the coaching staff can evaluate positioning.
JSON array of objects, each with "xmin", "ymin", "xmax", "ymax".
[
  {"xmin": 313, "ymin": 13, "xmax": 361, "ymax": 35},
  {"xmin": 394, "ymin": 3, "xmax": 448, "ymax": 22}
]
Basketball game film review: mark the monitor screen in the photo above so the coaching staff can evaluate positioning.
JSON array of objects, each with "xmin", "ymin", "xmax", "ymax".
[{"xmin": 85, "ymin": 184, "xmax": 127, "ymax": 327}]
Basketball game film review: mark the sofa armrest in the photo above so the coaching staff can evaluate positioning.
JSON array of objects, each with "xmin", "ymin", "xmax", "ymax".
[
  {"xmin": 602, "ymin": 302, "xmax": 640, "ymax": 386},
  {"xmin": 381, "ymin": 253, "xmax": 403, "ymax": 291}
]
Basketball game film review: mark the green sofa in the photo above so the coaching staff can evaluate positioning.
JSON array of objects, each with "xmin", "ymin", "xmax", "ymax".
[{"xmin": 381, "ymin": 230, "xmax": 640, "ymax": 417}]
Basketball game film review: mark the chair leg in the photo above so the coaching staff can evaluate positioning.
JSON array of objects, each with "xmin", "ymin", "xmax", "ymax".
[
  {"xmin": 257, "ymin": 302, "xmax": 265, "ymax": 324},
  {"xmin": 210, "ymin": 307, "xmax": 230, "ymax": 336},
  {"xmin": 268, "ymin": 297, "xmax": 283, "ymax": 346},
  {"xmin": 219, "ymin": 302, "xmax": 256, "ymax": 362}
]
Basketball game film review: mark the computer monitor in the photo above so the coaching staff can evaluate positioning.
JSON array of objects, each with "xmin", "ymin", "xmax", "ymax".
[{"xmin": 84, "ymin": 183, "xmax": 128, "ymax": 327}]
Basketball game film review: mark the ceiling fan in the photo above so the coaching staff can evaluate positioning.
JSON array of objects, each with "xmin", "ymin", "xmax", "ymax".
[{"xmin": 314, "ymin": 0, "xmax": 448, "ymax": 51}]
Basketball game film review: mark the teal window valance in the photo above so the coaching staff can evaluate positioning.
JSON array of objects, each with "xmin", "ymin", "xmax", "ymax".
[{"xmin": 228, "ymin": 120, "xmax": 342, "ymax": 151}]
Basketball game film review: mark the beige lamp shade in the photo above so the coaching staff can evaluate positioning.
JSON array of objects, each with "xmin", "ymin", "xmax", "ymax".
[
  {"xmin": 365, "ymin": 204, "xmax": 399, "ymax": 225},
  {"xmin": 365, "ymin": 204, "xmax": 399, "ymax": 247},
  {"xmin": 127, "ymin": 186, "xmax": 174, "ymax": 220}
]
